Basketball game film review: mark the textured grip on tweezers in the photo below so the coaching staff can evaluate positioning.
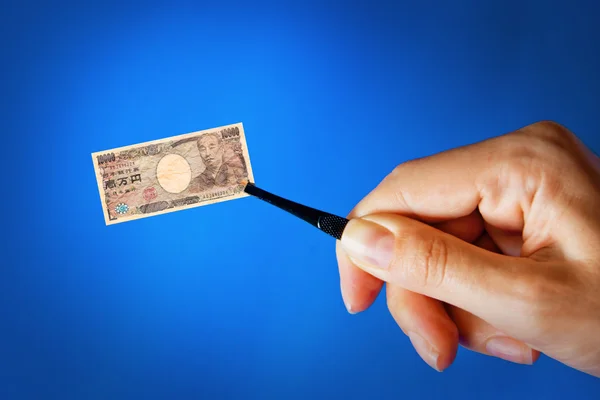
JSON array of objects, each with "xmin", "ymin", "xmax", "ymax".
[
  {"xmin": 318, "ymin": 215, "xmax": 349, "ymax": 240},
  {"xmin": 244, "ymin": 182, "xmax": 349, "ymax": 240}
]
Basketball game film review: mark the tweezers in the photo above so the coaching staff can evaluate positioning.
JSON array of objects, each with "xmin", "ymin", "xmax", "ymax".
[{"xmin": 243, "ymin": 182, "xmax": 349, "ymax": 240}]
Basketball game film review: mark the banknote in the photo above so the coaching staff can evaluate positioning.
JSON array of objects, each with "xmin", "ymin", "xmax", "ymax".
[{"xmin": 91, "ymin": 122, "xmax": 254, "ymax": 225}]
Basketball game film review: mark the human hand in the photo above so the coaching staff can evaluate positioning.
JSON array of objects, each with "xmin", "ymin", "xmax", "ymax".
[{"xmin": 336, "ymin": 121, "xmax": 600, "ymax": 377}]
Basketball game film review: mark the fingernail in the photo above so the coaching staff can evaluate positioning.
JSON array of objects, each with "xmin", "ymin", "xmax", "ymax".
[
  {"xmin": 340, "ymin": 218, "xmax": 395, "ymax": 269},
  {"xmin": 346, "ymin": 302, "xmax": 356, "ymax": 314},
  {"xmin": 340, "ymin": 281, "xmax": 356, "ymax": 314},
  {"xmin": 485, "ymin": 337, "xmax": 533, "ymax": 365},
  {"xmin": 407, "ymin": 331, "xmax": 441, "ymax": 372}
]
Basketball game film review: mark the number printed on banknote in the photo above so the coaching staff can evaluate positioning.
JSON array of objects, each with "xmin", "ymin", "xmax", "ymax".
[{"xmin": 91, "ymin": 123, "xmax": 254, "ymax": 225}]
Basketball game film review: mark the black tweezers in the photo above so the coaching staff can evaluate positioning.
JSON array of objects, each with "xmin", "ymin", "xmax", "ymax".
[{"xmin": 244, "ymin": 182, "xmax": 349, "ymax": 240}]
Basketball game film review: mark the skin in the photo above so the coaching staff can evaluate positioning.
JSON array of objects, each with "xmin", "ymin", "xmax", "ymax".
[{"xmin": 336, "ymin": 121, "xmax": 600, "ymax": 377}]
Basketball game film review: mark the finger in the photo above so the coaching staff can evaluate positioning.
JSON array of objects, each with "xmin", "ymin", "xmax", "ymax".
[
  {"xmin": 384, "ymin": 211, "xmax": 482, "ymax": 370},
  {"xmin": 484, "ymin": 222, "xmax": 523, "ymax": 257},
  {"xmin": 350, "ymin": 213, "xmax": 483, "ymax": 369},
  {"xmin": 473, "ymin": 231, "xmax": 501, "ymax": 253},
  {"xmin": 339, "ymin": 213, "xmax": 536, "ymax": 330},
  {"xmin": 432, "ymin": 211, "xmax": 485, "ymax": 243},
  {"xmin": 387, "ymin": 284, "xmax": 459, "ymax": 372},
  {"xmin": 351, "ymin": 138, "xmax": 496, "ymax": 220},
  {"xmin": 379, "ymin": 212, "xmax": 483, "ymax": 370},
  {"xmin": 449, "ymin": 230, "xmax": 540, "ymax": 365},
  {"xmin": 349, "ymin": 129, "xmax": 534, "ymax": 231},
  {"xmin": 336, "ymin": 240, "xmax": 383, "ymax": 313},
  {"xmin": 447, "ymin": 305, "xmax": 540, "ymax": 365},
  {"xmin": 458, "ymin": 230, "xmax": 540, "ymax": 364},
  {"xmin": 337, "ymin": 210, "xmax": 485, "ymax": 313},
  {"xmin": 335, "ymin": 199, "xmax": 390, "ymax": 314}
]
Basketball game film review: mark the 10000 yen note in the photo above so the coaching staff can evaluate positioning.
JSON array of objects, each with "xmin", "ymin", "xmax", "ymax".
[{"xmin": 91, "ymin": 123, "xmax": 254, "ymax": 225}]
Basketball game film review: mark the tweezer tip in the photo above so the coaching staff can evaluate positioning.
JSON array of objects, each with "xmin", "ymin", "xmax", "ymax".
[{"xmin": 241, "ymin": 180, "xmax": 253, "ymax": 192}]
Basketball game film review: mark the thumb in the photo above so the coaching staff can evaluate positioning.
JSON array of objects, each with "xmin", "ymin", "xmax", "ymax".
[{"xmin": 339, "ymin": 213, "xmax": 533, "ymax": 326}]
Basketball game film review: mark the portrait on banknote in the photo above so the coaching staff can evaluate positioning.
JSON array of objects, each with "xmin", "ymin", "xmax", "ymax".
[{"xmin": 187, "ymin": 131, "xmax": 249, "ymax": 193}]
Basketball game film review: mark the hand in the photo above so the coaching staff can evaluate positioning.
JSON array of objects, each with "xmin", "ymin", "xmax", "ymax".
[{"xmin": 336, "ymin": 121, "xmax": 600, "ymax": 377}]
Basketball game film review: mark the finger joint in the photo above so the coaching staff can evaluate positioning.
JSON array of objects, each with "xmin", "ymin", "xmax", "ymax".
[{"xmin": 401, "ymin": 232, "xmax": 450, "ymax": 290}]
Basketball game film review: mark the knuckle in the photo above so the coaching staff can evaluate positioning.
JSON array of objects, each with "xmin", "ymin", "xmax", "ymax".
[
  {"xmin": 394, "ymin": 188, "xmax": 413, "ymax": 214},
  {"xmin": 350, "ymin": 160, "xmax": 421, "ymax": 218},
  {"xmin": 399, "ymin": 231, "xmax": 449, "ymax": 289},
  {"xmin": 512, "ymin": 265, "xmax": 577, "ymax": 321},
  {"xmin": 485, "ymin": 123, "xmax": 575, "ymax": 193},
  {"xmin": 388, "ymin": 159, "xmax": 418, "ymax": 182},
  {"xmin": 531, "ymin": 120, "xmax": 572, "ymax": 138},
  {"xmin": 514, "ymin": 274, "xmax": 548, "ymax": 308},
  {"xmin": 385, "ymin": 164, "xmax": 404, "ymax": 183},
  {"xmin": 505, "ymin": 272, "xmax": 555, "ymax": 337},
  {"xmin": 514, "ymin": 120, "xmax": 577, "ymax": 150},
  {"xmin": 378, "ymin": 160, "xmax": 424, "ymax": 214},
  {"xmin": 485, "ymin": 129, "xmax": 542, "ymax": 170}
]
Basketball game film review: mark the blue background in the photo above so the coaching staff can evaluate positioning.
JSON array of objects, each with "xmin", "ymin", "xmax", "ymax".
[{"xmin": 2, "ymin": 0, "xmax": 600, "ymax": 398}]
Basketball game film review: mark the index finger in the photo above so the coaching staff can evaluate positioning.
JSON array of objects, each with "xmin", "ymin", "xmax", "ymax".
[{"xmin": 351, "ymin": 140, "xmax": 488, "ymax": 222}]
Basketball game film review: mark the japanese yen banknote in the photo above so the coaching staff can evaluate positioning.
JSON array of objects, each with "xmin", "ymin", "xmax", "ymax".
[{"xmin": 91, "ymin": 123, "xmax": 254, "ymax": 225}]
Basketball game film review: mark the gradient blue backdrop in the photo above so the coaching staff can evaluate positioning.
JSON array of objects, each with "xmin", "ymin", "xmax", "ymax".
[{"xmin": 2, "ymin": 0, "xmax": 599, "ymax": 399}]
